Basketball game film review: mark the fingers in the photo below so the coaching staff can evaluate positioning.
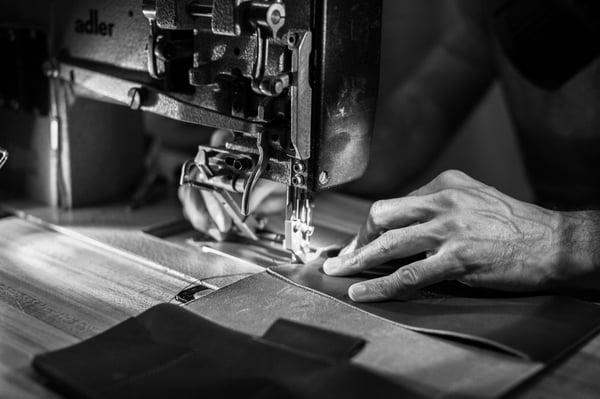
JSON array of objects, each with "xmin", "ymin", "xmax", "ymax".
[
  {"xmin": 178, "ymin": 185, "xmax": 227, "ymax": 241},
  {"xmin": 211, "ymin": 128, "xmax": 286, "ymax": 217},
  {"xmin": 200, "ymin": 190, "xmax": 232, "ymax": 235},
  {"xmin": 347, "ymin": 255, "xmax": 452, "ymax": 302},
  {"xmin": 210, "ymin": 129, "xmax": 234, "ymax": 146},
  {"xmin": 326, "ymin": 170, "xmax": 487, "ymax": 302},
  {"xmin": 248, "ymin": 180, "xmax": 286, "ymax": 215},
  {"xmin": 259, "ymin": 194, "xmax": 287, "ymax": 216},
  {"xmin": 179, "ymin": 185, "xmax": 213, "ymax": 233},
  {"xmin": 354, "ymin": 195, "xmax": 438, "ymax": 250},
  {"xmin": 349, "ymin": 171, "xmax": 480, "ymax": 252},
  {"xmin": 179, "ymin": 128, "xmax": 280, "ymax": 240},
  {"xmin": 324, "ymin": 223, "xmax": 439, "ymax": 276},
  {"xmin": 339, "ymin": 236, "xmax": 359, "ymax": 257},
  {"xmin": 179, "ymin": 129, "xmax": 234, "ymax": 239}
]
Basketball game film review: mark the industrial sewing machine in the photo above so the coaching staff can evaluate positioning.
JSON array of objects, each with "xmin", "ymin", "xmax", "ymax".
[{"xmin": 0, "ymin": 0, "xmax": 381, "ymax": 262}]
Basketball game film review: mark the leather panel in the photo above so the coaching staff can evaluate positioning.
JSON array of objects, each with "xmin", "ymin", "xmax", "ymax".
[
  {"xmin": 271, "ymin": 261, "xmax": 600, "ymax": 363},
  {"xmin": 186, "ymin": 271, "xmax": 541, "ymax": 398}
]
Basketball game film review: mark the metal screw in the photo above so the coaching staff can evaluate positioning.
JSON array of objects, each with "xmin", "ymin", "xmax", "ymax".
[
  {"xmin": 319, "ymin": 171, "xmax": 329, "ymax": 185},
  {"xmin": 293, "ymin": 162, "xmax": 305, "ymax": 174},
  {"xmin": 259, "ymin": 76, "xmax": 288, "ymax": 96},
  {"xmin": 292, "ymin": 175, "xmax": 305, "ymax": 186},
  {"xmin": 128, "ymin": 88, "xmax": 143, "ymax": 110},
  {"xmin": 273, "ymin": 79, "xmax": 284, "ymax": 94},
  {"xmin": 42, "ymin": 61, "xmax": 59, "ymax": 78}
]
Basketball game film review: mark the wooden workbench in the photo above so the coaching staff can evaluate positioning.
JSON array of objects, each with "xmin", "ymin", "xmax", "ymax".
[{"xmin": 1, "ymin": 196, "xmax": 600, "ymax": 398}]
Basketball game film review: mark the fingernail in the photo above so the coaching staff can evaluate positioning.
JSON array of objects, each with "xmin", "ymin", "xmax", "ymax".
[
  {"xmin": 349, "ymin": 284, "xmax": 368, "ymax": 301},
  {"xmin": 339, "ymin": 245, "xmax": 352, "ymax": 256},
  {"xmin": 323, "ymin": 257, "xmax": 341, "ymax": 274},
  {"xmin": 340, "ymin": 237, "xmax": 358, "ymax": 255},
  {"xmin": 208, "ymin": 227, "xmax": 225, "ymax": 242}
]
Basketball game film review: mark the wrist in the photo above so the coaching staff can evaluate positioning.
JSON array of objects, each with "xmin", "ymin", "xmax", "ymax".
[{"xmin": 551, "ymin": 211, "xmax": 600, "ymax": 287}]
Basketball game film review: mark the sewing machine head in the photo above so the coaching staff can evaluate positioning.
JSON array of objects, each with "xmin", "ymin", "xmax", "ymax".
[{"xmin": 1, "ymin": 0, "xmax": 382, "ymax": 262}]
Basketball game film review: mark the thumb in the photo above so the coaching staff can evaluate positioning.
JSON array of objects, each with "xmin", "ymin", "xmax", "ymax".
[
  {"xmin": 179, "ymin": 185, "xmax": 212, "ymax": 233},
  {"xmin": 210, "ymin": 129, "xmax": 234, "ymax": 147},
  {"xmin": 200, "ymin": 190, "xmax": 232, "ymax": 234},
  {"xmin": 249, "ymin": 180, "xmax": 286, "ymax": 216}
]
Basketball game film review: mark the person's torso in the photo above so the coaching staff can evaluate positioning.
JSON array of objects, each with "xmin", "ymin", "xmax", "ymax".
[
  {"xmin": 498, "ymin": 54, "xmax": 600, "ymax": 209},
  {"xmin": 467, "ymin": 0, "xmax": 600, "ymax": 209}
]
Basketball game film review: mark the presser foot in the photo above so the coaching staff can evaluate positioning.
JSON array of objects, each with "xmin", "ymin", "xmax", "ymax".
[{"xmin": 284, "ymin": 186, "xmax": 317, "ymax": 264}]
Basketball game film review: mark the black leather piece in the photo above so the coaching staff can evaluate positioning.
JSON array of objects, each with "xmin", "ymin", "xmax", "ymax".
[
  {"xmin": 187, "ymin": 271, "xmax": 543, "ymax": 398},
  {"xmin": 271, "ymin": 262, "xmax": 600, "ymax": 363},
  {"xmin": 33, "ymin": 303, "xmax": 422, "ymax": 399},
  {"xmin": 263, "ymin": 319, "xmax": 366, "ymax": 362}
]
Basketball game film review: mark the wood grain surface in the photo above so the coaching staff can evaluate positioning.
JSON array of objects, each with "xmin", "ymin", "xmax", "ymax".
[{"xmin": 0, "ymin": 217, "xmax": 194, "ymax": 397}]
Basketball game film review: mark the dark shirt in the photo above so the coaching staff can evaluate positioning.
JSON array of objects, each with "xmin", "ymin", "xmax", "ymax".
[{"xmin": 464, "ymin": 1, "xmax": 600, "ymax": 209}]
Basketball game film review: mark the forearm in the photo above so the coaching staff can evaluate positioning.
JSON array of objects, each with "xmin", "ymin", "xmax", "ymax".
[
  {"xmin": 344, "ymin": 6, "xmax": 497, "ymax": 198},
  {"xmin": 553, "ymin": 211, "xmax": 600, "ymax": 289},
  {"xmin": 344, "ymin": 42, "xmax": 495, "ymax": 199}
]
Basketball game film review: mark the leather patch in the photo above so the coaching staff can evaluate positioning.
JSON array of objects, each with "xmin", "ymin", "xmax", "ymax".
[{"xmin": 262, "ymin": 319, "xmax": 366, "ymax": 362}]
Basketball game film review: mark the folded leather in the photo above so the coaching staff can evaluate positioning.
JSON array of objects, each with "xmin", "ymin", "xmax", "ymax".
[
  {"xmin": 271, "ymin": 261, "xmax": 600, "ymax": 363},
  {"xmin": 32, "ymin": 303, "xmax": 421, "ymax": 399}
]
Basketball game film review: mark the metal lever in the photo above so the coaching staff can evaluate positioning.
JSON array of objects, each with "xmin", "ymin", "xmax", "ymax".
[{"xmin": 241, "ymin": 132, "xmax": 269, "ymax": 216}]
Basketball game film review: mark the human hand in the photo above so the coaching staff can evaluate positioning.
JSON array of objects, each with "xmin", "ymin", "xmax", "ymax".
[
  {"xmin": 178, "ymin": 130, "xmax": 286, "ymax": 240},
  {"xmin": 324, "ymin": 170, "xmax": 565, "ymax": 302}
]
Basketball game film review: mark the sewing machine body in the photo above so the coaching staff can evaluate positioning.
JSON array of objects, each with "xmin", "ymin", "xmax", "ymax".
[{"xmin": 0, "ymin": 0, "xmax": 381, "ymax": 260}]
